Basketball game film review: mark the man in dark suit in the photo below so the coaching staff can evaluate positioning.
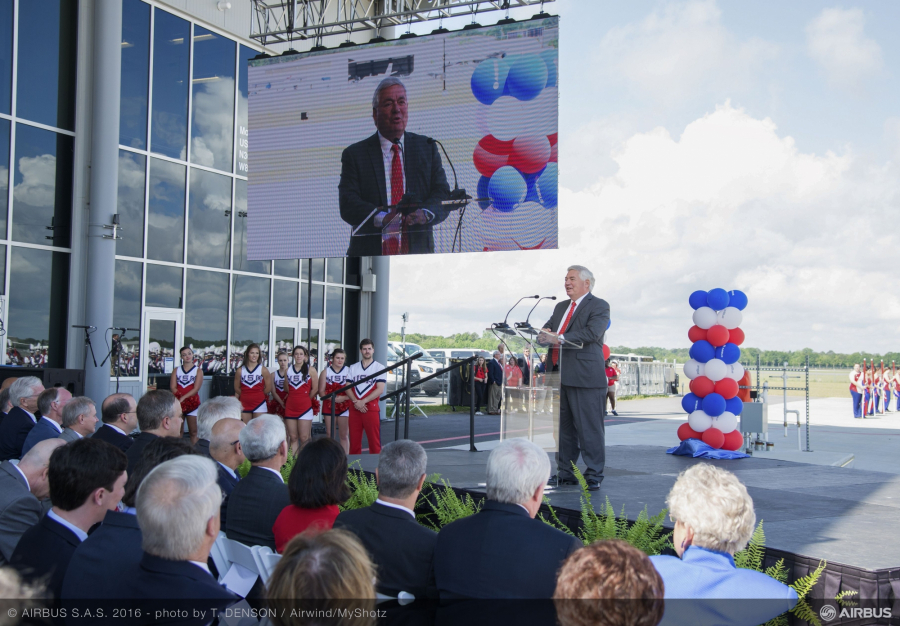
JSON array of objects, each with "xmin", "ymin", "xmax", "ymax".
[
  {"xmin": 11, "ymin": 438, "xmax": 127, "ymax": 598},
  {"xmin": 125, "ymin": 390, "xmax": 184, "ymax": 475},
  {"xmin": 208, "ymin": 418, "xmax": 245, "ymax": 532},
  {"xmin": 339, "ymin": 77, "xmax": 451, "ymax": 256},
  {"xmin": 486, "ymin": 351, "xmax": 504, "ymax": 415},
  {"xmin": 0, "ymin": 377, "xmax": 44, "ymax": 461},
  {"xmin": 0, "ymin": 439, "xmax": 64, "ymax": 564},
  {"xmin": 60, "ymin": 508, "xmax": 141, "ymax": 600},
  {"xmin": 21, "ymin": 387, "xmax": 71, "ymax": 456},
  {"xmin": 335, "ymin": 440, "xmax": 436, "ymax": 598},
  {"xmin": 433, "ymin": 439, "xmax": 581, "ymax": 599},
  {"xmin": 195, "ymin": 396, "xmax": 242, "ymax": 458},
  {"xmin": 93, "ymin": 393, "xmax": 138, "ymax": 451},
  {"xmin": 540, "ymin": 265, "xmax": 611, "ymax": 491},
  {"xmin": 226, "ymin": 415, "xmax": 289, "ymax": 550}
]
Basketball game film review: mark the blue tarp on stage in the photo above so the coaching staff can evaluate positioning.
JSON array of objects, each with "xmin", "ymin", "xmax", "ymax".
[{"xmin": 666, "ymin": 438, "xmax": 750, "ymax": 460}]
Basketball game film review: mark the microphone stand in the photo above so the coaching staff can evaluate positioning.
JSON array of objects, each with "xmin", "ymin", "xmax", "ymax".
[{"xmin": 495, "ymin": 295, "xmax": 539, "ymax": 333}]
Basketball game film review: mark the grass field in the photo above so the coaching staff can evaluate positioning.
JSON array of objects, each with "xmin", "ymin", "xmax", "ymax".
[{"xmin": 676, "ymin": 366, "xmax": 855, "ymax": 399}]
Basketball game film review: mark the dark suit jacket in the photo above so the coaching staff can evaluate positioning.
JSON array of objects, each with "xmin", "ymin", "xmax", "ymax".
[
  {"xmin": 61, "ymin": 510, "xmax": 142, "ymax": 600},
  {"xmin": 91, "ymin": 423, "xmax": 134, "ymax": 452},
  {"xmin": 125, "ymin": 431, "xmax": 159, "ymax": 475},
  {"xmin": 0, "ymin": 407, "xmax": 37, "ymax": 461},
  {"xmin": 487, "ymin": 359, "xmax": 503, "ymax": 386},
  {"xmin": 543, "ymin": 292, "xmax": 611, "ymax": 388},
  {"xmin": 335, "ymin": 502, "xmax": 437, "ymax": 598},
  {"xmin": 216, "ymin": 463, "xmax": 239, "ymax": 533},
  {"xmin": 339, "ymin": 131, "xmax": 451, "ymax": 256},
  {"xmin": 0, "ymin": 461, "xmax": 42, "ymax": 565},
  {"xmin": 132, "ymin": 552, "xmax": 236, "ymax": 602},
  {"xmin": 11, "ymin": 513, "xmax": 82, "ymax": 598},
  {"xmin": 433, "ymin": 500, "xmax": 582, "ymax": 599},
  {"xmin": 225, "ymin": 466, "xmax": 288, "ymax": 551},
  {"xmin": 20, "ymin": 417, "xmax": 63, "ymax": 457},
  {"xmin": 194, "ymin": 438, "xmax": 211, "ymax": 458}
]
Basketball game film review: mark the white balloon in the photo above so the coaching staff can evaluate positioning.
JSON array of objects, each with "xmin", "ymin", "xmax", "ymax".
[
  {"xmin": 726, "ymin": 362, "xmax": 745, "ymax": 381},
  {"xmin": 704, "ymin": 358, "xmax": 727, "ymax": 382},
  {"xmin": 683, "ymin": 359, "xmax": 705, "ymax": 380},
  {"xmin": 692, "ymin": 307, "xmax": 717, "ymax": 330},
  {"xmin": 688, "ymin": 410, "xmax": 713, "ymax": 433},
  {"xmin": 713, "ymin": 411, "xmax": 737, "ymax": 434},
  {"xmin": 716, "ymin": 307, "xmax": 743, "ymax": 330}
]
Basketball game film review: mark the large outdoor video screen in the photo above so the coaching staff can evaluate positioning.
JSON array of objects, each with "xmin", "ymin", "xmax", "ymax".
[{"xmin": 246, "ymin": 17, "xmax": 558, "ymax": 259}]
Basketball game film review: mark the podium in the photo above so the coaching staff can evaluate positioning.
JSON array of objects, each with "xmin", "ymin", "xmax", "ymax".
[{"xmin": 487, "ymin": 327, "xmax": 582, "ymax": 452}]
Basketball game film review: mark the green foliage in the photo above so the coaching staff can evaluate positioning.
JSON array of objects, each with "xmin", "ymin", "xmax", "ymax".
[
  {"xmin": 416, "ymin": 479, "xmax": 483, "ymax": 531},
  {"xmin": 236, "ymin": 459, "xmax": 250, "ymax": 478},
  {"xmin": 280, "ymin": 452, "xmax": 297, "ymax": 483},
  {"xmin": 340, "ymin": 461, "xmax": 379, "ymax": 512},
  {"xmin": 734, "ymin": 521, "xmax": 766, "ymax": 571},
  {"xmin": 835, "ymin": 590, "xmax": 858, "ymax": 607}
]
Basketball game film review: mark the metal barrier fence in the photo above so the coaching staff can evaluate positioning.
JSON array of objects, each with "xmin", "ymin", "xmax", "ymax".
[{"xmin": 615, "ymin": 361, "xmax": 677, "ymax": 396}]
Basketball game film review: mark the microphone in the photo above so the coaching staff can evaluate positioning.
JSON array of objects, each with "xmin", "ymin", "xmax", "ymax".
[
  {"xmin": 497, "ymin": 295, "xmax": 539, "ymax": 330},
  {"xmin": 426, "ymin": 138, "xmax": 467, "ymax": 200},
  {"xmin": 519, "ymin": 296, "xmax": 557, "ymax": 329},
  {"xmin": 71, "ymin": 325, "xmax": 96, "ymax": 330}
]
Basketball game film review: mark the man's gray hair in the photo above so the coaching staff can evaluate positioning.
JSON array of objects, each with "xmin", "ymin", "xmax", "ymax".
[
  {"xmin": 137, "ymin": 456, "xmax": 221, "ymax": 561},
  {"xmin": 37, "ymin": 388, "xmax": 62, "ymax": 417},
  {"xmin": 493, "ymin": 351, "xmax": 501, "ymax": 358},
  {"xmin": 372, "ymin": 77, "xmax": 406, "ymax": 109},
  {"xmin": 567, "ymin": 265, "xmax": 595, "ymax": 291},
  {"xmin": 377, "ymin": 440, "xmax": 427, "ymax": 499},
  {"xmin": 61, "ymin": 397, "xmax": 95, "ymax": 428},
  {"xmin": 485, "ymin": 438, "xmax": 550, "ymax": 505},
  {"xmin": 197, "ymin": 396, "xmax": 241, "ymax": 440},
  {"xmin": 239, "ymin": 414, "xmax": 286, "ymax": 462},
  {"xmin": 9, "ymin": 377, "xmax": 42, "ymax": 409},
  {"xmin": 137, "ymin": 390, "xmax": 179, "ymax": 431}
]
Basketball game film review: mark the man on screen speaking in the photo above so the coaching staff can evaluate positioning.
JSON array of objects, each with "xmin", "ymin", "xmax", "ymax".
[{"xmin": 339, "ymin": 77, "xmax": 451, "ymax": 256}]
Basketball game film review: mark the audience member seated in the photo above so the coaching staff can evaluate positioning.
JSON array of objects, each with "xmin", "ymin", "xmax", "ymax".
[
  {"xmin": 273, "ymin": 438, "xmax": 348, "ymax": 553},
  {"xmin": 208, "ymin": 418, "xmax": 245, "ymax": 532},
  {"xmin": 554, "ymin": 539, "xmax": 664, "ymax": 626},
  {"xmin": 433, "ymin": 438, "xmax": 581, "ymax": 599},
  {"xmin": 125, "ymin": 390, "xmax": 184, "ymax": 475},
  {"xmin": 0, "ymin": 566, "xmax": 42, "ymax": 622},
  {"xmin": 11, "ymin": 439, "xmax": 126, "ymax": 598},
  {"xmin": 93, "ymin": 393, "xmax": 138, "ymax": 451},
  {"xmin": 21, "ymin": 388, "xmax": 72, "ymax": 455},
  {"xmin": 0, "ymin": 440, "xmax": 64, "ymax": 565},
  {"xmin": 62, "ymin": 437, "xmax": 198, "ymax": 600},
  {"xmin": 335, "ymin": 439, "xmax": 437, "ymax": 598},
  {"xmin": 58, "ymin": 397, "xmax": 99, "ymax": 443},
  {"xmin": 226, "ymin": 415, "xmax": 289, "ymax": 550},
  {"xmin": 0, "ymin": 388, "xmax": 12, "ymax": 420},
  {"xmin": 195, "ymin": 396, "xmax": 242, "ymax": 458},
  {"xmin": 649, "ymin": 464, "xmax": 798, "ymax": 625},
  {"xmin": 131, "ymin": 455, "xmax": 236, "ymax": 603},
  {"xmin": 0, "ymin": 378, "xmax": 44, "ymax": 461}
]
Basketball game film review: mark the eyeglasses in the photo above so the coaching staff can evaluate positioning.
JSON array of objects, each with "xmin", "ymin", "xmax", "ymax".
[{"xmin": 231, "ymin": 440, "xmax": 240, "ymax": 446}]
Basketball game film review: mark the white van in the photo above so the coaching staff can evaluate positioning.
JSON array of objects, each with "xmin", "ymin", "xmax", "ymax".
[{"xmin": 426, "ymin": 348, "xmax": 492, "ymax": 366}]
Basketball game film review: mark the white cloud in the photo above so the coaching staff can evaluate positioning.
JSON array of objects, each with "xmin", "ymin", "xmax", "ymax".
[
  {"xmin": 392, "ymin": 103, "xmax": 900, "ymax": 353},
  {"xmin": 13, "ymin": 154, "xmax": 56, "ymax": 207},
  {"xmin": 806, "ymin": 7, "xmax": 883, "ymax": 91}
]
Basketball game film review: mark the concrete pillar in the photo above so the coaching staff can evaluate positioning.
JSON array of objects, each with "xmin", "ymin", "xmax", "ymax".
[
  {"xmin": 370, "ymin": 255, "xmax": 390, "ymax": 419},
  {"xmin": 83, "ymin": 0, "xmax": 122, "ymax": 405}
]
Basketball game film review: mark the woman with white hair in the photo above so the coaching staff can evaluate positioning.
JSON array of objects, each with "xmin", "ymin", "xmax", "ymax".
[{"xmin": 650, "ymin": 464, "xmax": 797, "ymax": 621}]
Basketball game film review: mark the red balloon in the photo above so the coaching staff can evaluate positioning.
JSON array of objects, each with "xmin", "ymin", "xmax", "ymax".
[
  {"xmin": 706, "ymin": 325, "xmax": 730, "ymax": 347},
  {"xmin": 677, "ymin": 423, "xmax": 702, "ymax": 441},
  {"xmin": 688, "ymin": 326, "xmax": 707, "ymax": 343},
  {"xmin": 548, "ymin": 133, "xmax": 558, "ymax": 146},
  {"xmin": 602, "ymin": 344, "xmax": 611, "ymax": 360},
  {"xmin": 479, "ymin": 134, "xmax": 515, "ymax": 155},
  {"xmin": 508, "ymin": 135, "xmax": 552, "ymax": 174},
  {"xmin": 549, "ymin": 141, "xmax": 558, "ymax": 163},
  {"xmin": 714, "ymin": 378, "xmax": 738, "ymax": 400},
  {"xmin": 729, "ymin": 328, "xmax": 745, "ymax": 346},
  {"xmin": 722, "ymin": 429, "xmax": 744, "ymax": 451},
  {"xmin": 473, "ymin": 143, "xmax": 509, "ymax": 177},
  {"xmin": 701, "ymin": 427, "xmax": 725, "ymax": 449},
  {"xmin": 690, "ymin": 376, "xmax": 715, "ymax": 398}
]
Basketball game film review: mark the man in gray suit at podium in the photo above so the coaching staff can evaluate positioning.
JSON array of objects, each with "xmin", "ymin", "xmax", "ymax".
[{"xmin": 540, "ymin": 265, "xmax": 610, "ymax": 491}]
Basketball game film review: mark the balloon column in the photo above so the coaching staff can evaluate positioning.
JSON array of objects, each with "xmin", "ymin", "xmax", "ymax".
[{"xmin": 678, "ymin": 289, "xmax": 749, "ymax": 451}]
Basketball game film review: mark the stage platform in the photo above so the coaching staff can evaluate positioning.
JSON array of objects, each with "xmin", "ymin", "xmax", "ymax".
[{"xmin": 349, "ymin": 444, "xmax": 900, "ymax": 574}]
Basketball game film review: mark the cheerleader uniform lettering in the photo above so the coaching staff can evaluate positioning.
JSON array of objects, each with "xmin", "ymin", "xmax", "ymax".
[
  {"xmin": 347, "ymin": 361, "xmax": 386, "ymax": 455},
  {"xmin": 284, "ymin": 365, "xmax": 313, "ymax": 420},
  {"xmin": 175, "ymin": 365, "xmax": 201, "ymax": 416},
  {"xmin": 240, "ymin": 364, "xmax": 267, "ymax": 413},
  {"xmin": 268, "ymin": 369, "xmax": 288, "ymax": 417},
  {"xmin": 322, "ymin": 366, "xmax": 351, "ymax": 417}
]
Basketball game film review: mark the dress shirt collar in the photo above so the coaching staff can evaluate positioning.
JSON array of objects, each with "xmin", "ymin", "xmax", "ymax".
[
  {"xmin": 120, "ymin": 505, "xmax": 137, "ymax": 515},
  {"xmin": 65, "ymin": 428, "xmax": 84, "ymax": 439},
  {"xmin": 105, "ymin": 423, "xmax": 128, "ymax": 436},
  {"xmin": 378, "ymin": 131, "xmax": 405, "ymax": 156},
  {"xmin": 47, "ymin": 508, "xmax": 88, "ymax": 542},
  {"xmin": 218, "ymin": 462, "xmax": 237, "ymax": 479},
  {"xmin": 375, "ymin": 498, "xmax": 415, "ymax": 518},
  {"xmin": 10, "ymin": 463, "xmax": 29, "ymax": 492},
  {"xmin": 189, "ymin": 560, "xmax": 212, "ymax": 575},
  {"xmin": 21, "ymin": 408, "xmax": 36, "ymax": 423},
  {"xmin": 257, "ymin": 466, "xmax": 284, "ymax": 483},
  {"xmin": 569, "ymin": 293, "xmax": 588, "ymax": 309},
  {"xmin": 40, "ymin": 416, "xmax": 63, "ymax": 433}
]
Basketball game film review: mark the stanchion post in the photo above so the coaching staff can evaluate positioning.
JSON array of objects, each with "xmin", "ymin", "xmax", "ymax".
[
  {"xmin": 404, "ymin": 360, "xmax": 412, "ymax": 439},
  {"xmin": 469, "ymin": 360, "xmax": 477, "ymax": 452},
  {"xmin": 805, "ymin": 354, "xmax": 811, "ymax": 452},
  {"xmin": 394, "ymin": 391, "xmax": 401, "ymax": 442},
  {"xmin": 330, "ymin": 401, "xmax": 336, "ymax": 441}
]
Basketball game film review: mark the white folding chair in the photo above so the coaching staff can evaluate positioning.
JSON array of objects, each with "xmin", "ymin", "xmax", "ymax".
[
  {"xmin": 210, "ymin": 532, "xmax": 230, "ymax": 581},
  {"xmin": 252, "ymin": 546, "xmax": 281, "ymax": 587}
]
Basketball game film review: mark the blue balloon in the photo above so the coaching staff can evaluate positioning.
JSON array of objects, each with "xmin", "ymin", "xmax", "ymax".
[
  {"xmin": 487, "ymin": 166, "xmax": 527, "ymax": 213},
  {"xmin": 522, "ymin": 169, "xmax": 543, "ymax": 203},
  {"xmin": 706, "ymin": 288, "xmax": 730, "ymax": 310},
  {"xmin": 535, "ymin": 162, "xmax": 557, "ymax": 208},
  {"xmin": 715, "ymin": 343, "xmax": 741, "ymax": 365},
  {"xmin": 470, "ymin": 58, "xmax": 510, "ymax": 105},
  {"xmin": 506, "ymin": 55, "xmax": 548, "ymax": 101},
  {"xmin": 681, "ymin": 393, "xmax": 702, "ymax": 414},
  {"xmin": 689, "ymin": 290, "xmax": 708, "ymax": 310},
  {"xmin": 725, "ymin": 397, "xmax": 743, "ymax": 416},
  {"xmin": 702, "ymin": 393, "xmax": 726, "ymax": 417},
  {"xmin": 689, "ymin": 340, "xmax": 715, "ymax": 364},
  {"xmin": 476, "ymin": 176, "xmax": 491, "ymax": 210},
  {"xmin": 540, "ymin": 49, "xmax": 558, "ymax": 88},
  {"xmin": 728, "ymin": 290, "xmax": 749, "ymax": 311}
]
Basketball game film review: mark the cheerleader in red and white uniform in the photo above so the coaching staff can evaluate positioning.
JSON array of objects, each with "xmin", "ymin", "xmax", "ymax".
[
  {"xmin": 267, "ymin": 352, "xmax": 290, "ymax": 418},
  {"xmin": 170, "ymin": 346, "xmax": 203, "ymax": 445},
  {"xmin": 318, "ymin": 348, "xmax": 352, "ymax": 454},
  {"xmin": 233, "ymin": 343, "xmax": 271, "ymax": 423},
  {"xmin": 284, "ymin": 345, "xmax": 318, "ymax": 456}
]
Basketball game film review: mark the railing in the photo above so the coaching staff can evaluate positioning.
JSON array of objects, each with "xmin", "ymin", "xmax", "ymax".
[{"xmin": 614, "ymin": 361, "xmax": 676, "ymax": 396}]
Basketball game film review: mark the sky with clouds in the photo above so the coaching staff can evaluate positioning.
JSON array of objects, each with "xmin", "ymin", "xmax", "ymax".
[{"xmin": 389, "ymin": 0, "xmax": 900, "ymax": 353}]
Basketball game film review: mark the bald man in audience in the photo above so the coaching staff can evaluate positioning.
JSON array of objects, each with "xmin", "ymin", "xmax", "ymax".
[{"xmin": 209, "ymin": 418, "xmax": 245, "ymax": 532}]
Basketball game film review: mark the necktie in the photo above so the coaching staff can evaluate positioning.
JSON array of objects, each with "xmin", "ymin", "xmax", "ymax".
[
  {"xmin": 551, "ymin": 302, "xmax": 576, "ymax": 366},
  {"xmin": 388, "ymin": 144, "xmax": 409, "ymax": 255}
]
